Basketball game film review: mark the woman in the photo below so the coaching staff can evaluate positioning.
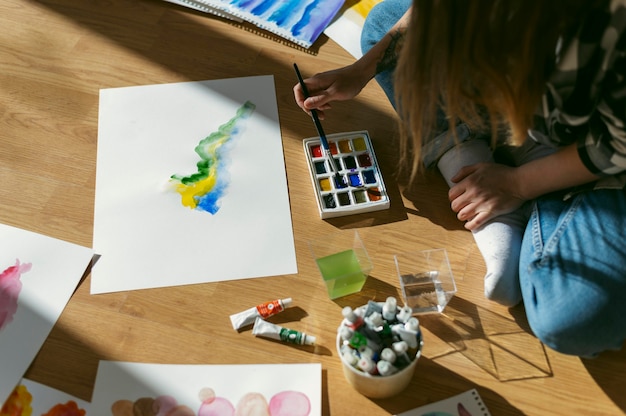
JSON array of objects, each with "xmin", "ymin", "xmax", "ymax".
[{"xmin": 294, "ymin": 0, "xmax": 626, "ymax": 357}]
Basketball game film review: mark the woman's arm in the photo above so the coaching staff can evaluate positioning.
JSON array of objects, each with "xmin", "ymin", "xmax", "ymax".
[
  {"xmin": 449, "ymin": 143, "xmax": 600, "ymax": 230},
  {"xmin": 293, "ymin": 8, "xmax": 411, "ymax": 119}
]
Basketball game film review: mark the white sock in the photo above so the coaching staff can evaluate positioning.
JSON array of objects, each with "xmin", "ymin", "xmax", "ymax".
[{"xmin": 437, "ymin": 139, "xmax": 524, "ymax": 307}]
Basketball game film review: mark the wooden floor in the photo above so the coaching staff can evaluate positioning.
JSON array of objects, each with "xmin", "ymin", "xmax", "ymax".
[{"xmin": 2, "ymin": 0, "xmax": 624, "ymax": 414}]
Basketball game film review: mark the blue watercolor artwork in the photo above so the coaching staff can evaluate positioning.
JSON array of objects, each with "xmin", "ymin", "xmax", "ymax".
[{"xmin": 201, "ymin": 0, "xmax": 345, "ymax": 48}]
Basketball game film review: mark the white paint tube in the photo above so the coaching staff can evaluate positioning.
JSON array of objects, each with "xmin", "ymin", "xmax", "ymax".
[
  {"xmin": 252, "ymin": 317, "xmax": 316, "ymax": 346},
  {"xmin": 230, "ymin": 298, "xmax": 292, "ymax": 330}
]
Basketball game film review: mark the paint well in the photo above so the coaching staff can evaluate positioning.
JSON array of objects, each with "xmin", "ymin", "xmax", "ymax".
[
  {"xmin": 354, "ymin": 190, "xmax": 367, "ymax": 203},
  {"xmin": 363, "ymin": 169, "xmax": 376, "ymax": 184},
  {"xmin": 353, "ymin": 137, "xmax": 367, "ymax": 151},
  {"xmin": 348, "ymin": 173, "xmax": 362, "ymax": 187},
  {"xmin": 337, "ymin": 192, "xmax": 351, "ymax": 206},
  {"xmin": 344, "ymin": 156, "xmax": 357, "ymax": 169},
  {"xmin": 367, "ymin": 187, "xmax": 382, "ymax": 201},
  {"xmin": 334, "ymin": 176, "xmax": 347, "ymax": 189},
  {"xmin": 319, "ymin": 177, "xmax": 331, "ymax": 191},
  {"xmin": 311, "ymin": 144, "xmax": 323, "ymax": 158},
  {"xmin": 358, "ymin": 153, "xmax": 372, "ymax": 167},
  {"xmin": 314, "ymin": 161, "xmax": 326, "ymax": 174},
  {"xmin": 338, "ymin": 139, "xmax": 352, "ymax": 152},
  {"xmin": 323, "ymin": 194, "xmax": 336, "ymax": 208}
]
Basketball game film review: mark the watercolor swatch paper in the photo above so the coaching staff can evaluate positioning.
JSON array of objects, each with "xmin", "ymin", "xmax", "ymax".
[
  {"xmin": 93, "ymin": 75, "xmax": 296, "ymax": 294},
  {"xmin": 0, "ymin": 223, "xmax": 93, "ymax": 405},
  {"xmin": 90, "ymin": 361, "xmax": 322, "ymax": 416},
  {"xmin": 1, "ymin": 378, "xmax": 90, "ymax": 415},
  {"xmin": 395, "ymin": 389, "xmax": 492, "ymax": 416},
  {"xmin": 324, "ymin": 0, "xmax": 383, "ymax": 58},
  {"xmin": 188, "ymin": 0, "xmax": 345, "ymax": 48}
]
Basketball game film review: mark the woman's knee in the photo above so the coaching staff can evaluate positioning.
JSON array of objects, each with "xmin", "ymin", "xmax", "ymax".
[{"xmin": 522, "ymin": 269, "xmax": 625, "ymax": 357}]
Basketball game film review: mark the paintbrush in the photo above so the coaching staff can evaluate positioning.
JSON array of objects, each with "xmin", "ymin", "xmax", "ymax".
[{"xmin": 293, "ymin": 63, "xmax": 342, "ymax": 179}]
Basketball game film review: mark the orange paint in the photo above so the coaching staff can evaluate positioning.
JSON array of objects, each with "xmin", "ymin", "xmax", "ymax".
[
  {"xmin": 367, "ymin": 187, "xmax": 382, "ymax": 201},
  {"xmin": 42, "ymin": 401, "xmax": 86, "ymax": 416},
  {"xmin": 0, "ymin": 385, "xmax": 32, "ymax": 416}
]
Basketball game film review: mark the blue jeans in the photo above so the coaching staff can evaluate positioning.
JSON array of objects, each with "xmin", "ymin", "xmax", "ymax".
[
  {"xmin": 521, "ymin": 190, "xmax": 626, "ymax": 357},
  {"xmin": 362, "ymin": 0, "xmax": 626, "ymax": 356}
]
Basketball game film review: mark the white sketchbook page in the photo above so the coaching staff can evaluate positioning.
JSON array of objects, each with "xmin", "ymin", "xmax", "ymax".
[
  {"xmin": 90, "ymin": 361, "xmax": 322, "ymax": 415},
  {"xmin": 395, "ymin": 389, "xmax": 492, "ymax": 416},
  {"xmin": 0, "ymin": 223, "xmax": 93, "ymax": 404},
  {"xmin": 162, "ymin": 0, "xmax": 243, "ymax": 21},
  {"xmin": 92, "ymin": 75, "xmax": 296, "ymax": 294},
  {"xmin": 9, "ymin": 379, "xmax": 90, "ymax": 414}
]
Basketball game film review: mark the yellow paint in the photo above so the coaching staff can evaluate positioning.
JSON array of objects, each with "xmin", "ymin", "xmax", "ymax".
[
  {"xmin": 319, "ymin": 177, "xmax": 331, "ymax": 191},
  {"xmin": 0, "ymin": 384, "xmax": 33, "ymax": 416},
  {"xmin": 353, "ymin": 137, "xmax": 367, "ymax": 151},
  {"xmin": 352, "ymin": 0, "xmax": 383, "ymax": 19},
  {"xmin": 175, "ymin": 167, "xmax": 217, "ymax": 209},
  {"xmin": 338, "ymin": 140, "xmax": 352, "ymax": 153}
]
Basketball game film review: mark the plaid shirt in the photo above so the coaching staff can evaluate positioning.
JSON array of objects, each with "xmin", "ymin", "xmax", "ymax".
[{"xmin": 530, "ymin": 0, "xmax": 626, "ymax": 190}]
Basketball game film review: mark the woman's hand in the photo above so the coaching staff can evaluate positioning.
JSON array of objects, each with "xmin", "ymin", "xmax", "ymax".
[
  {"xmin": 448, "ymin": 162, "xmax": 526, "ymax": 230},
  {"xmin": 293, "ymin": 64, "xmax": 372, "ymax": 120}
]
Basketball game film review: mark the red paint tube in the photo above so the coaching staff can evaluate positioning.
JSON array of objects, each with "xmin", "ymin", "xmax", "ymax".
[{"xmin": 229, "ymin": 298, "xmax": 292, "ymax": 330}]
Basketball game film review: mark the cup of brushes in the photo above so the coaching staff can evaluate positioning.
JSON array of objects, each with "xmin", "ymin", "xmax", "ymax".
[{"xmin": 337, "ymin": 297, "xmax": 423, "ymax": 398}]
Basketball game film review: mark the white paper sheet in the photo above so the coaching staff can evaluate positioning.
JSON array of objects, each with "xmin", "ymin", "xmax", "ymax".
[
  {"xmin": 0, "ymin": 223, "xmax": 93, "ymax": 404},
  {"xmin": 92, "ymin": 76, "xmax": 296, "ymax": 294},
  {"xmin": 91, "ymin": 361, "xmax": 322, "ymax": 416}
]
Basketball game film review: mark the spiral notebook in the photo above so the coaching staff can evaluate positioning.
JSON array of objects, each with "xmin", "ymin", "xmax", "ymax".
[
  {"xmin": 166, "ymin": 0, "xmax": 345, "ymax": 49},
  {"xmin": 396, "ymin": 389, "xmax": 492, "ymax": 416}
]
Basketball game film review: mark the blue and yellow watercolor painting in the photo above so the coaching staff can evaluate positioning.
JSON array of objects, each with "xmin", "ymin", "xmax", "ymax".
[
  {"xmin": 170, "ymin": 101, "xmax": 256, "ymax": 214},
  {"xmin": 223, "ymin": 0, "xmax": 345, "ymax": 48}
]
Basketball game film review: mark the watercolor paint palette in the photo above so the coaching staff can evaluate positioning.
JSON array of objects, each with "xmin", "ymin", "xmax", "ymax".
[{"xmin": 303, "ymin": 130, "xmax": 390, "ymax": 219}]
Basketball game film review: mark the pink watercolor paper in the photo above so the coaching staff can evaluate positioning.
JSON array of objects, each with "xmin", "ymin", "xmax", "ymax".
[{"xmin": 90, "ymin": 361, "xmax": 321, "ymax": 416}]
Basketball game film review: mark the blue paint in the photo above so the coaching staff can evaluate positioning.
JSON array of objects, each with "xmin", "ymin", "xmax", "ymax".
[
  {"xmin": 334, "ymin": 175, "xmax": 347, "ymax": 189},
  {"xmin": 231, "ymin": 0, "xmax": 261, "ymax": 8},
  {"xmin": 228, "ymin": 0, "xmax": 345, "ymax": 46},
  {"xmin": 291, "ymin": 0, "xmax": 319, "ymax": 35},
  {"xmin": 196, "ymin": 182, "xmax": 225, "ymax": 214},
  {"xmin": 250, "ymin": 0, "xmax": 274, "ymax": 15},
  {"xmin": 292, "ymin": 0, "xmax": 343, "ymax": 42},
  {"xmin": 363, "ymin": 170, "xmax": 376, "ymax": 184},
  {"xmin": 268, "ymin": 0, "xmax": 301, "ymax": 26},
  {"xmin": 349, "ymin": 173, "xmax": 362, "ymax": 187}
]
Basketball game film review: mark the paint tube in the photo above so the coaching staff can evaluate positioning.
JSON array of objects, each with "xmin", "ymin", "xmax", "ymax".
[
  {"xmin": 382, "ymin": 296, "xmax": 397, "ymax": 322},
  {"xmin": 376, "ymin": 359, "xmax": 398, "ymax": 376},
  {"xmin": 252, "ymin": 317, "xmax": 316, "ymax": 346},
  {"xmin": 395, "ymin": 304, "xmax": 413, "ymax": 323},
  {"xmin": 392, "ymin": 317, "xmax": 420, "ymax": 349},
  {"xmin": 230, "ymin": 298, "xmax": 292, "ymax": 330}
]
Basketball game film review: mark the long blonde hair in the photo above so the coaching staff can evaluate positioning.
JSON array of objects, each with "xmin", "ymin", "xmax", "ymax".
[{"xmin": 394, "ymin": 0, "xmax": 585, "ymax": 181}]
